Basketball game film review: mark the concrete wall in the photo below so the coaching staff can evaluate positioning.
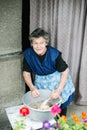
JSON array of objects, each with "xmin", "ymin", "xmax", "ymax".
[
  {"xmin": 0, "ymin": 0, "xmax": 22, "ymax": 54},
  {"xmin": 0, "ymin": 0, "xmax": 25, "ymax": 125}
]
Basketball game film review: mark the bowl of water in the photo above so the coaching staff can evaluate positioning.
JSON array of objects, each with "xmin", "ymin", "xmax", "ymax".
[{"xmin": 22, "ymin": 89, "xmax": 62, "ymax": 121}]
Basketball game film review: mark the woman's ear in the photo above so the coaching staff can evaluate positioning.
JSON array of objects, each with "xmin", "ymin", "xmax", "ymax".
[
  {"xmin": 31, "ymin": 43, "xmax": 33, "ymax": 46},
  {"xmin": 45, "ymin": 42, "xmax": 48, "ymax": 46}
]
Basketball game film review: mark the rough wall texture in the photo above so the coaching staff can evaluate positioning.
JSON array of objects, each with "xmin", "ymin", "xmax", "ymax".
[
  {"xmin": 0, "ymin": 0, "xmax": 25, "ymax": 126},
  {"xmin": 0, "ymin": 0, "xmax": 22, "ymax": 55}
]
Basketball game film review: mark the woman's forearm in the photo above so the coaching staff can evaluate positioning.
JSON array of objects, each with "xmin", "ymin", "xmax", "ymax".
[
  {"xmin": 57, "ymin": 68, "xmax": 68, "ymax": 93},
  {"xmin": 23, "ymin": 71, "xmax": 35, "ymax": 91}
]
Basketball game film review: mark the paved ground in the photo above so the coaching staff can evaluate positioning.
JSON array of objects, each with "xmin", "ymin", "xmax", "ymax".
[
  {"xmin": 0, "ymin": 120, "xmax": 11, "ymax": 130},
  {"xmin": 67, "ymin": 102, "xmax": 87, "ymax": 117},
  {"xmin": 0, "ymin": 102, "xmax": 87, "ymax": 130}
]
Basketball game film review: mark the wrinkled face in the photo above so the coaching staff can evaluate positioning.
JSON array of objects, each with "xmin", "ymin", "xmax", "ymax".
[{"xmin": 31, "ymin": 37, "xmax": 47, "ymax": 55}]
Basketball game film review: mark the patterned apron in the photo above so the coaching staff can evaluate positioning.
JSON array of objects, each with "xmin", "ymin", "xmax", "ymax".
[{"xmin": 34, "ymin": 70, "xmax": 75, "ymax": 104}]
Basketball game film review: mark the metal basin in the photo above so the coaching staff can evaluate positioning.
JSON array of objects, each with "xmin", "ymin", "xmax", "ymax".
[{"xmin": 22, "ymin": 89, "xmax": 54, "ymax": 121}]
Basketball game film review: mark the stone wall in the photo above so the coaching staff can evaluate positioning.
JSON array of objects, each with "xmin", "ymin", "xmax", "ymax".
[{"xmin": 0, "ymin": 0, "xmax": 25, "ymax": 126}]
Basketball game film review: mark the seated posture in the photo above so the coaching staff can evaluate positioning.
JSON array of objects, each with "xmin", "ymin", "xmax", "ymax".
[{"xmin": 23, "ymin": 28, "xmax": 75, "ymax": 116}]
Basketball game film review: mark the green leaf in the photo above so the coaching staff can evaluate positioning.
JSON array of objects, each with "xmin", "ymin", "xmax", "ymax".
[{"xmin": 13, "ymin": 120, "xmax": 26, "ymax": 130}]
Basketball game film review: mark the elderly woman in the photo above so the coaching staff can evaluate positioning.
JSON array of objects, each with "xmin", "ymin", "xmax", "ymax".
[{"xmin": 23, "ymin": 28, "xmax": 75, "ymax": 116}]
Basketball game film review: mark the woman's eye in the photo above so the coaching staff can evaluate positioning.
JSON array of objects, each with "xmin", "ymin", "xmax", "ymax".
[
  {"xmin": 33, "ymin": 41, "xmax": 45, "ymax": 45},
  {"xmin": 33, "ymin": 42, "xmax": 38, "ymax": 45},
  {"xmin": 40, "ymin": 42, "xmax": 45, "ymax": 44}
]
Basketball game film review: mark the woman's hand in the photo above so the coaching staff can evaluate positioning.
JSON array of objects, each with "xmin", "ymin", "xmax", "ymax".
[
  {"xmin": 50, "ymin": 89, "xmax": 61, "ymax": 99},
  {"xmin": 31, "ymin": 87, "xmax": 40, "ymax": 98}
]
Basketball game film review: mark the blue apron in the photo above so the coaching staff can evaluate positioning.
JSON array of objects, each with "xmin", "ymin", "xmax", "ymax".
[
  {"xmin": 24, "ymin": 46, "xmax": 75, "ymax": 108},
  {"xmin": 34, "ymin": 70, "xmax": 75, "ymax": 108}
]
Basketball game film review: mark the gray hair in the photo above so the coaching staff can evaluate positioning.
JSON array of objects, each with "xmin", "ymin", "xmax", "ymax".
[{"xmin": 29, "ymin": 28, "xmax": 49, "ymax": 43}]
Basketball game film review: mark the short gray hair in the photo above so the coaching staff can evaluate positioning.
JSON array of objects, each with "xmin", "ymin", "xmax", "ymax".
[{"xmin": 29, "ymin": 28, "xmax": 49, "ymax": 43}]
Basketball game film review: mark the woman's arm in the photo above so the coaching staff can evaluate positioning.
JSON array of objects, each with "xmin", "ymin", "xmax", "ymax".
[
  {"xmin": 23, "ymin": 71, "xmax": 35, "ymax": 91},
  {"xmin": 23, "ymin": 71, "xmax": 40, "ymax": 97},
  {"xmin": 57, "ymin": 68, "xmax": 68, "ymax": 93},
  {"xmin": 51, "ymin": 68, "xmax": 68, "ymax": 99}
]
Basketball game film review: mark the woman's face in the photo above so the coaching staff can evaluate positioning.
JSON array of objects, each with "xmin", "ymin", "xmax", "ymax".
[{"xmin": 31, "ymin": 37, "xmax": 47, "ymax": 55}]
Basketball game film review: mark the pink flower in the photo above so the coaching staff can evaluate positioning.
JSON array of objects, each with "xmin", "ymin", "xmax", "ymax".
[{"xmin": 50, "ymin": 105, "xmax": 61, "ymax": 115}]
